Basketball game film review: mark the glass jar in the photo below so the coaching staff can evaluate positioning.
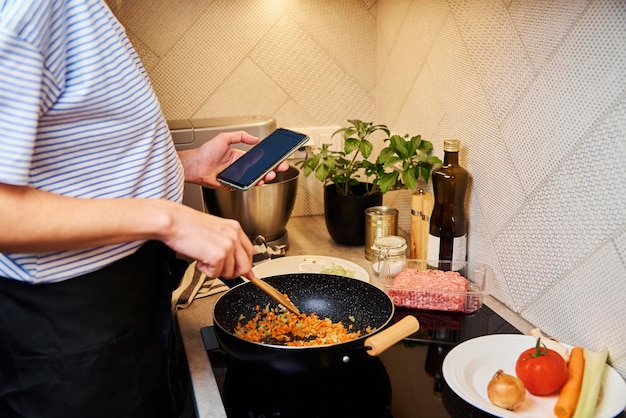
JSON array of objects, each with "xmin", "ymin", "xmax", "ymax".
[{"xmin": 371, "ymin": 235, "xmax": 407, "ymax": 276}]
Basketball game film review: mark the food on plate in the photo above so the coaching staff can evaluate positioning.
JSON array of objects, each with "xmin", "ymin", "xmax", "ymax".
[
  {"xmin": 515, "ymin": 337, "xmax": 568, "ymax": 395},
  {"xmin": 387, "ymin": 268, "xmax": 468, "ymax": 311},
  {"xmin": 487, "ymin": 369, "xmax": 526, "ymax": 411},
  {"xmin": 572, "ymin": 346, "xmax": 609, "ymax": 418},
  {"xmin": 320, "ymin": 263, "xmax": 356, "ymax": 278},
  {"xmin": 234, "ymin": 304, "xmax": 369, "ymax": 346},
  {"xmin": 531, "ymin": 328, "xmax": 570, "ymax": 362},
  {"xmin": 554, "ymin": 346, "xmax": 585, "ymax": 418}
]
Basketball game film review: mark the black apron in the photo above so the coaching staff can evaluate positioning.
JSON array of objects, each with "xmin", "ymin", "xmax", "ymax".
[{"xmin": 0, "ymin": 241, "xmax": 188, "ymax": 418}]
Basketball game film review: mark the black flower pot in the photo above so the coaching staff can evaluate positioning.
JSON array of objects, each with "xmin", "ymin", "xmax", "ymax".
[{"xmin": 324, "ymin": 183, "xmax": 383, "ymax": 246}]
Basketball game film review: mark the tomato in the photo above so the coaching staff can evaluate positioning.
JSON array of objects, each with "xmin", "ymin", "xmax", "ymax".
[{"xmin": 515, "ymin": 338, "xmax": 568, "ymax": 395}]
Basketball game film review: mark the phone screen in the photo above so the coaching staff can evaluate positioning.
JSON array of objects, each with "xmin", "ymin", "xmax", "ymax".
[{"xmin": 217, "ymin": 128, "xmax": 309, "ymax": 190}]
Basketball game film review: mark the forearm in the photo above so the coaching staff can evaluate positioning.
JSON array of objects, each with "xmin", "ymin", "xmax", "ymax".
[{"xmin": 0, "ymin": 183, "xmax": 175, "ymax": 253}]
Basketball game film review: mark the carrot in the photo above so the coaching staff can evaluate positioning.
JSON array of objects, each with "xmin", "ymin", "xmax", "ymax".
[
  {"xmin": 554, "ymin": 346, "xmax": 585, "ymax": 418},
  {"xmin": 234, "ymin": 305, "xmax": 364, "ymax": 346}
]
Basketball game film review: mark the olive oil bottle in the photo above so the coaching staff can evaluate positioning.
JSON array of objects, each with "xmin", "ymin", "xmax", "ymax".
[{"xmin": 427, "ymin": 139, "xmax": 469, "ymax": 270}]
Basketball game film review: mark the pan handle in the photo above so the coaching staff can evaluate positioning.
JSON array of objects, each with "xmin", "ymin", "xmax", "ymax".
[{"xmin": 364, "ymin": 315, "xmax": 420, "ymax": 357}]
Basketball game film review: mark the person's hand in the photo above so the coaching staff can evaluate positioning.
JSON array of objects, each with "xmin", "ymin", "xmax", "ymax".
[
  {"xmin": 178, "ymin": 131, "xmax": 289, "ymax": 189},
  {"xmin": 161, "ymin": 202, "xmax": 254, "ymax": 278}
]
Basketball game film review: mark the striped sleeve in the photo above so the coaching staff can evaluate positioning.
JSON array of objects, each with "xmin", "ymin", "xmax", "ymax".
[
  {"xmin": 0, "ymin": 0, "xmax": 184, "ymax": 283},
  {"xmin": 0, "ymin": 32, "xmax": 44, "ymax": 184}
]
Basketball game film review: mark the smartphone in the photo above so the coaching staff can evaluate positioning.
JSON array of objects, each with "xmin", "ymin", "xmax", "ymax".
[{"xmin": 217, "ymin": 128, "xmax": 309, "ymax": 190}]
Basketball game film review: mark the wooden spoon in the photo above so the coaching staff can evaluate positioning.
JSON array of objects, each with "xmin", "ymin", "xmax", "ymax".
[{"xmin": 248, "ymin": 273, "xmax": 301, "ymax": 315}]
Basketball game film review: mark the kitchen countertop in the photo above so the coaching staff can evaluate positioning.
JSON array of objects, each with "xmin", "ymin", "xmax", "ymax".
[{"xmin": 175, "ymin": 215, "xmax": 535, "ymax": 418}]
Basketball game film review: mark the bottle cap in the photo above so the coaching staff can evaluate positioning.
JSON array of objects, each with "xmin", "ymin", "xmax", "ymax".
[{"xmin": 443, "ymin": 139, "xmax": 460, "ymax": 152}]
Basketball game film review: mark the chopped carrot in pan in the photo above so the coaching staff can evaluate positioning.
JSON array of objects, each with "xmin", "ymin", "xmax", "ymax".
[{"xmin": 234, "ymin": 305, "xmax": 373, "ymax": 346}]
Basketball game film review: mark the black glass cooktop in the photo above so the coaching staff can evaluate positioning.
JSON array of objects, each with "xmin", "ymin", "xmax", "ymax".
[{"xmin": 200, "ymin": 305, "xmax": 623, "ymax": 418}]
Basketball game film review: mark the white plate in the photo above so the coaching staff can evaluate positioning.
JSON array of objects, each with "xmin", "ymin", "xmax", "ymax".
[
  {"xmin": 253, "ymin": 255, "xmax": 370, "ymax": 283},
  {"xmin": 442, "ymin": 334, "xmax": 626, "ymax": 418}
]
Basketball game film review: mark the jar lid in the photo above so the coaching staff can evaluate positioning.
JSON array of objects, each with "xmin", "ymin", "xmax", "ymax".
[
  {"xmin": 365, "ymin": 206, "xmax": 399, "ymax": 216},
  {"xmin": 371, "ymin": 235, "xmax": 407, "ymax": 255}
]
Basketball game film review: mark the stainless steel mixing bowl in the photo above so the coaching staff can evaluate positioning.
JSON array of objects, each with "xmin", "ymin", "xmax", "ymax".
[{"xmin": 203, "ymin": 165, "xmax": 299, "ymax": 241}]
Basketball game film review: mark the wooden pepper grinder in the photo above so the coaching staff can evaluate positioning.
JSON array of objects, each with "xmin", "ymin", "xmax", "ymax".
[
  {"xmin": 410, "ymin": 189, "xmax": 423, "ymax": 259},
  {"xmin": 410, "ymin": 181, "xmax": 434, "ymax": 268}
]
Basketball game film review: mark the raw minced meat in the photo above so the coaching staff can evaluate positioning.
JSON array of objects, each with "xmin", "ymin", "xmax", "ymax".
[{"xmin": 388, "ymin": 268, "xmax": 469, "ymax": 311}]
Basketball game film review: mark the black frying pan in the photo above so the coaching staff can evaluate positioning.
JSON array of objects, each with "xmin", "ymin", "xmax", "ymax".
[{"xmin": 213, "ymin": 273, "xmax": 419, "ymax": 378}]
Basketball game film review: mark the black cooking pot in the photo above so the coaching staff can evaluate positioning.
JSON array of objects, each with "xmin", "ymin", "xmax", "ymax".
[{"xmin": 213, "ymin": 273, "xmax": 419, "ymax": 378}]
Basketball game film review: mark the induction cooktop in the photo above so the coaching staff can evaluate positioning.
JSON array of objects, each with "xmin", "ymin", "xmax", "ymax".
[{"xmin": 200, "ymin": 305, "xmax": 624, "ymax": 418}]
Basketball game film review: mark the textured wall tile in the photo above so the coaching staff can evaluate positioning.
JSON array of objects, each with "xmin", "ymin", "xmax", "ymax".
[
  {"xmin": 508, "ymin": 0, "xmax": 589, "ymax": 72},
  {"xmin": 465, "ymin": 189, "xmax": 516, "ymax": 309},
  {"xmin": 274, "ymin": 99, "xmax": 319, "ymax": 127},
  {"xmin": 448, "ymin": 0, "xmax": 535, "ymax": 125},
  {"xmin": 359, "ymin": 0, "xmax": 377, "ymax": 10},
  {"xmin": 106, "ymin": 0, "xmax": 211, "ymax": 57},
  {"xmin": 522, "ymin": 243, "xmax": 626, "ymax": 368},
  {"xmin": 290, "ymin": 173, "xmax": 324, "ymax": 218},
  {"xmin": 251, "ymin": 15, "xmax": 375, "ymax": 125},
  {"xmin": 282, "ymin": 0, "xmax": 377, "ymax": 93},
  {"xmin": 149, "ymin": 1, "xmax": 286, "ymax": 119},
  {"xmin": 615, "ymin": 228, "xmax": 626, "ymax": 263},
  {"xmin": 377, "ymin": 0, "xmax": 412, "ymax": 55},
  {"xmin": 377, "ymin": 0, "xmax": 448, "ymax": 124},
  {"xmin": 192, "ymin": 59, "xmax": 287, "ymax": 119},
  {"xmin": 495, "ymin": 97, "xmax": 626, "ymax": 310},
  {"xmin": 393, "ymin": 66, "xmax": 445, "ymax": 141},
  {"xmin": 501, "ymin": 0, "xmax": 626, "ymax": 196}
]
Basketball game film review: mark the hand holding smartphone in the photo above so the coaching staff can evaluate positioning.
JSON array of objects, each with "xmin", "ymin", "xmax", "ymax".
[{"xmin": 217, "ymin": 128, "xmax": 309, "ymax": 190}]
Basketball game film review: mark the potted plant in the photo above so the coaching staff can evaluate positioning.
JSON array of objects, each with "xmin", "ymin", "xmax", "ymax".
[{"xmin": 297, "ymin": 119, "xmax": 441, "ymax": 245}]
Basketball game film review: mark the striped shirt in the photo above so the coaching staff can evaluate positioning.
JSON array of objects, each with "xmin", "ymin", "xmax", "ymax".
[{"xmin": 0, "ymin": 0, "xmax": 184, "ymax": 283}]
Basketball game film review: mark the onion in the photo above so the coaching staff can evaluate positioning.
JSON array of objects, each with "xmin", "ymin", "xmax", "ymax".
[{"xmin": 487, "ymin": 369, "xmax": 526, "ymax": 411}]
